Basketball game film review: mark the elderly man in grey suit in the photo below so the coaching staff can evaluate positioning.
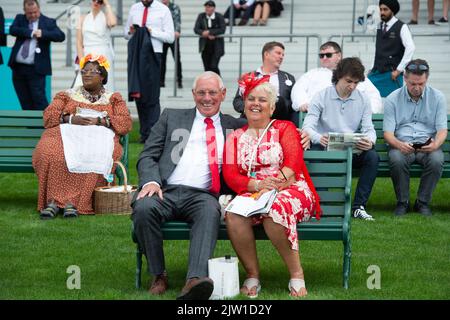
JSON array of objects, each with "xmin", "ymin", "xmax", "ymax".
[{"xmin": 132, "ymin": 71, "xmax": 244, "ymax": 300}]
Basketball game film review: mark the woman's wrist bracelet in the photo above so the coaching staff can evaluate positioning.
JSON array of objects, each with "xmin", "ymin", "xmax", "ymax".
[{"xmin": 254, "ymin": 179, "xmax": 260, "ymax": 192}]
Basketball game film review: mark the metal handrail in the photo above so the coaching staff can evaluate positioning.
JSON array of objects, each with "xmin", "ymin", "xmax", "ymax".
[
  {"xmin": 54, "ymin": 0, "xmax": 85, "ymax": 21},
  {"xmin": 106, "ymin": 32, "xmax": 321, "ymax": 97},
  {"xmin": 227, "ymin": 0, "xmax": 297, "ymax": 42},
  {"xmin": 328, "ymin": 32, "xmax": 450, "ymax": 55}
]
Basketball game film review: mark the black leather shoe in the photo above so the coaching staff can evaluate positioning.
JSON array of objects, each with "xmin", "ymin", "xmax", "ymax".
[
  {"xmin": 394, "ymin": 201, "xmax": 409, "ymax": 216},
  {"xmin": 413, "ymin": 200, "xmax": 432, "ymax": 216},
  {"xmin": 176, "ymin": 277, "xmax": 214, "ymax": 300}
]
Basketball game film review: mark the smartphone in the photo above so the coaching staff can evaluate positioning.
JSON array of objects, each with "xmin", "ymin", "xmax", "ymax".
[{"xmin": 412, "ymin": 137, "xmax": 432, "ymax": 149}]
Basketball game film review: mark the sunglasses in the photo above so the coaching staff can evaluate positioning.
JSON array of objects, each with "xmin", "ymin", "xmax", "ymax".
[
  {"xmin": 92, "ymin": 0, "xmax": 104, "ymax": 4},
  {"xmin": 319, "ymin": 52, "xmax": 338, "ymax": 59},
  {"xmin": 406, "ymin": 63, "xmax": 429, "ymax": 72},
  {"xmin": 81, "ymin": 69, "xmax": 102, "ymax": 75}
]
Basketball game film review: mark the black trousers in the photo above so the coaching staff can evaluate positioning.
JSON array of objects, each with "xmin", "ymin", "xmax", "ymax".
[
  {"xmin": 160, "ymin": 38, "xmax": 182, "ymax": 85},
  {"xmin": 311, "ymin": 144, "xmax": 379, "ymax": 209},
  {"xmin": 12, "ymin": 63, "xmax": 48, "ymax": 110},
  {"xmin": 201, "ymin": 42, "xmax": 221, "ymax": 76}
]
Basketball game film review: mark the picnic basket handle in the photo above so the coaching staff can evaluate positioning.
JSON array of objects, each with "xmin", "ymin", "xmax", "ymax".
[{"xmin": 114, "ymin": 161, "xmax": 128, "ymax": 193}]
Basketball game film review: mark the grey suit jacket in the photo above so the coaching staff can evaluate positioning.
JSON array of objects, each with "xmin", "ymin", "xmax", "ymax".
[
  {"xmin": 232, "ymin": 70, "xmax": 297, "ymax": 123},
  {"xmin": 136, "ymin": 107, "xmax": 245, "ymax": 191}
]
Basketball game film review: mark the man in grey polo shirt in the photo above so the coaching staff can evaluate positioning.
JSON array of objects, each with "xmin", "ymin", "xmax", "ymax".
[
  {"xmin": 303, "ymin": 57, "xmax": 379, "ymax": 221},
  {"xmin": 383, "ymin": 59, "xmax": 448, "ymax": 216}
]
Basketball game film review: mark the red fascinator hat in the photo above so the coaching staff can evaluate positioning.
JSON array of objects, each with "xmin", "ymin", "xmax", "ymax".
[{"xmin": 238, "ymin": 72, "xmax": 270, "ymax": 99}]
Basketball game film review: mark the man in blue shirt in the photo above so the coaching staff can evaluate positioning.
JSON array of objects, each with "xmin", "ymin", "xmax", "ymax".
[
  {"xmin": 383, "ymin": 59, "xmax": 448, "ymax": 216},
  {"xmin": 303, "ymin": 57, "xmax": 379, "ymax": 221}
]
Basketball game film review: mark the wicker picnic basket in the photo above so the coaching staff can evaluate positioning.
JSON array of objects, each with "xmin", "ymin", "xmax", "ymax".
[{"xmin": 94, "ymin": 161, "xmax": 136, "ymax": 214}]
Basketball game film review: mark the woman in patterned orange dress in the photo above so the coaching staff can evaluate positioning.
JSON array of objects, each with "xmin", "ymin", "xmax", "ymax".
[
  {"xmin": 222, "ymin": 74, "xmax": 321, "ymax": 298},
  {"xmin": 32, "ymin": 54, "xmax": 132, "ymax": 219}
]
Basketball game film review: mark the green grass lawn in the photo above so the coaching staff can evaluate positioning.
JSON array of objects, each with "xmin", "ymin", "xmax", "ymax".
[{"xmin": 0, "ymin": 122, "xmax": 449, "ymax": 300}]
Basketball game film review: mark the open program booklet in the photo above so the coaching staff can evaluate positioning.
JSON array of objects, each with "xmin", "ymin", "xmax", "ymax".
[
  {"xmin": 225, "ymin": 189, "xmax": 277, "ymax": 217},
  {"xmin": 327, "ymin": 132, "xmax": 367, "ymax": 154}
]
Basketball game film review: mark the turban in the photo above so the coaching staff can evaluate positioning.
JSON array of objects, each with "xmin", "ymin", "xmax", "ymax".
[{"xmin": 379, "ymin": 0, "xmax": 400, "ymax": 15}]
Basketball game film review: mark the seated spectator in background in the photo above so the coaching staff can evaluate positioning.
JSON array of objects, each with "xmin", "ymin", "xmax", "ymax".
[
  {"xmin": 132, "ymin": 72, "xmax": 244, "ymax": 300},
  {"xmin": 233, "ymin": 41, "xmax": 298, "ymax": 126},
  {"xmin": 32, "ymin": 54, "xmax": 132, "ymax": 219},
  {"xmin": 194, "ymin": 1, "xmax": 226, "ymax": 76},
  {"xmin": 368, "ymin": 0, "xmax": 415, "ymax": 97},
  {"xmin": 8, "ymin": 0, "xmax": 65, "ymax": 110},
  {"xmin": 0, "ymin": 6, "xmax": 5, "ymax": 65},
  {"xmin": 224, "ymin": 0, "xmax": 255, "ymax": 26},
  {"xmin": 223, "ymin": 74, "xmax": 321, "ymax": 298},
  {"xmin": 302, "ymin": 57, "xmax": 379, "ymax": 221},
  {"xmin": 160, "ymin": 0, "xmax": 183, "ymax": 89},
  {"xmin": 250, "ymin": 0, "xmax": 283, "ymax": 26},
  {"xmin": 291, "ymin": 41, "xmax": 383, "ymax": 114},
  {"xmin": 409, "ymin": 0, "xmax": 436, "ymax": 24},
  {"xmin": 75, "ymin": 0, "xmax": 117, "ymax": 92},
  {"xmin": 383, "ymin": 59, "xmax": 448, "ymax": 217}
]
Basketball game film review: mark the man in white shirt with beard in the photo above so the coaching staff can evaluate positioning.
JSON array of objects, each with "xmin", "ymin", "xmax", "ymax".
[{"xmin": 291, "ymin": 41, "xmax": 383, "ymax": 114}]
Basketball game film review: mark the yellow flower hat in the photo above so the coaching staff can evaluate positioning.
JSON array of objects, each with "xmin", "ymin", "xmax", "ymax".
[{"xmin": 79, "ymin": 53, "xmax": 110, "ymax": 72}]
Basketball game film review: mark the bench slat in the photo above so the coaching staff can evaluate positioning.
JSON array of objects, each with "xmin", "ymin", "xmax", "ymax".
[
  {"xmin": 0, "ymin": 128, "xmax": 44, "ymax": 138},
  {"xmin": 0, "ymin": 139, "xmax": 39, "ymax": 148},
  {"xmin": 0, "ymin": 149, "xmax": 34, "ymax": 157},
  {"xmin": 0, "ymin": 118, "xmax": 44, "ymax": 127}
]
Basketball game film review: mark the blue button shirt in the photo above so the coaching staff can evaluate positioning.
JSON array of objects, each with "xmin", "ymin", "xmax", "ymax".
[
  {"xmin": 302, "ymin": 86, "xmax": 376, "ymax": 145},
  {"xmin": 383, "ymin": 85, "xmax": 447, "ymax": 144}
]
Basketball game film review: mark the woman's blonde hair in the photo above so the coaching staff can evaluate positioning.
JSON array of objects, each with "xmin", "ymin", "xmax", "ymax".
[{"xmin": 246, "ymin": 82, "xmax": 277, "ymax": 108}]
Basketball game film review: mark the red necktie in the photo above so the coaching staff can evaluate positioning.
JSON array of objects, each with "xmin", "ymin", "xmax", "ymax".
[
  {"xmin": 204, "ymin": 118, "xmax": 220, "ymax": 194},
  {"xmin": 141, "ymin": 6, "xmax": 149, "ymax": 27}
]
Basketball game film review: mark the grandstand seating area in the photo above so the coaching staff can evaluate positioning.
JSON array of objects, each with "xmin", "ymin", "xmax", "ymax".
[{"xmin": 2, "ymin": 0, "xmax": 449, "ymax": 117}]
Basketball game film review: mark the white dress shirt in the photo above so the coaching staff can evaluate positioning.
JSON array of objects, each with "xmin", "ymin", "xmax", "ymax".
[
  {"xmin": 15, "ymin": 20, "xmax": 38, "ymax": 65},
  {"xmin": 291, "ymin": 68, "xmax": 383, "ymax": 113},
  {"xmin": 167, "ymin": 110, "xmax": 224, "ymax": 189},
  {"xmin": 378, "ymin": 16, "xmax": 415, "ymax": 72},
  {"xmin": 124, "ymin": 1, "xmax": 174, "ymax": 52},
  {"xmin": 256, "ymin": 66, "xmax": 280, "ymax": 95}
]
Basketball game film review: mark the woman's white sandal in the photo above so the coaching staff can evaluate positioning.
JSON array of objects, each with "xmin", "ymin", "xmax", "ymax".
[
  {"xmin": 288, "ymin": 278, "xmax": 307, "ymax": 297},
  {"xmin": 241, "ymin": 278, "xmax": 261, "ymax": 299}
]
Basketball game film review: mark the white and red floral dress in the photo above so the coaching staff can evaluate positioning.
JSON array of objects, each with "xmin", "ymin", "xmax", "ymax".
[{"xmin": 223, "ymin": 120, "xmax": 321, "ymax": 250}]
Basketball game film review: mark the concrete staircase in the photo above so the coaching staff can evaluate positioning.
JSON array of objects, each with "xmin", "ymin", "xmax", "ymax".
[{"xmin": 2, "ymin": 0, "xmax": 449, "ymax": 116}]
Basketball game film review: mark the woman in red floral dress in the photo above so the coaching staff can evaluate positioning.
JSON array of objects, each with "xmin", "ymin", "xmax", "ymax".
[{"xmin": 223, "ymin": 73, "xmax": 321, "ymax": 298}]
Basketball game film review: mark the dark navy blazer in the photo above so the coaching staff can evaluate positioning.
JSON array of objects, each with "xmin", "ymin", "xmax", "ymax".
[{"xmin": 8, "ymin": 13, "xmax": 65, "ymax": 75}]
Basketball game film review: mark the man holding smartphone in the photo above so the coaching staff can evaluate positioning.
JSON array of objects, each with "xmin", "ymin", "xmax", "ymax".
[{"xmin": 383, "ymin": 59, "xmax": 448, "ymax": 216}]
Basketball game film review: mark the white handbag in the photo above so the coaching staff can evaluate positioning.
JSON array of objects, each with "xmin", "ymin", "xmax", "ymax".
[{"xmin": 208, "ymin": 256, "xmax": 240, "ymax": 299}]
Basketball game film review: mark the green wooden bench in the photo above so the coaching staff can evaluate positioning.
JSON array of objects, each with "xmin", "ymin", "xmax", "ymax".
[
  {"xmin": 132, "ymin": 149, "xmax": 353, "ymax": 290},
  {"xmin": 369, "ymin": 114, "xmax": 450, "ymax": 177},
  {"xmin": 0, "ymin": 110, "xmax": 129, "ymax": 184}
]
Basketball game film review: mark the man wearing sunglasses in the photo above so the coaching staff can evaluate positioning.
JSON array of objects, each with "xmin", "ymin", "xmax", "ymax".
[
  {"xmin": 383, "ymin": 59, "xmax": 448, "ymax": 217},
  {"xmin": 291, "ymin": 41, "xmax": 382, "ymax": 114},
  {"xmin": 368, "ymin": 0, "xmax": 415, "ymax": 97}
]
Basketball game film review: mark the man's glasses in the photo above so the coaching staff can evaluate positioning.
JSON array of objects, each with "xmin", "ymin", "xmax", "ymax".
[
  {"xmin": 194, "ymin": 90, "xmax": 220, "ymax": 97},
  {"xmin": 319, "ymin": 52, "xmax": 338, "ymax": 59},
  {"xmin": 80, "ymin": 69, "xmax": 102, "ymax": 75},
  {"xmin": 406, "ymin": 63, "xmax": 429, "ymax": 72}
]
